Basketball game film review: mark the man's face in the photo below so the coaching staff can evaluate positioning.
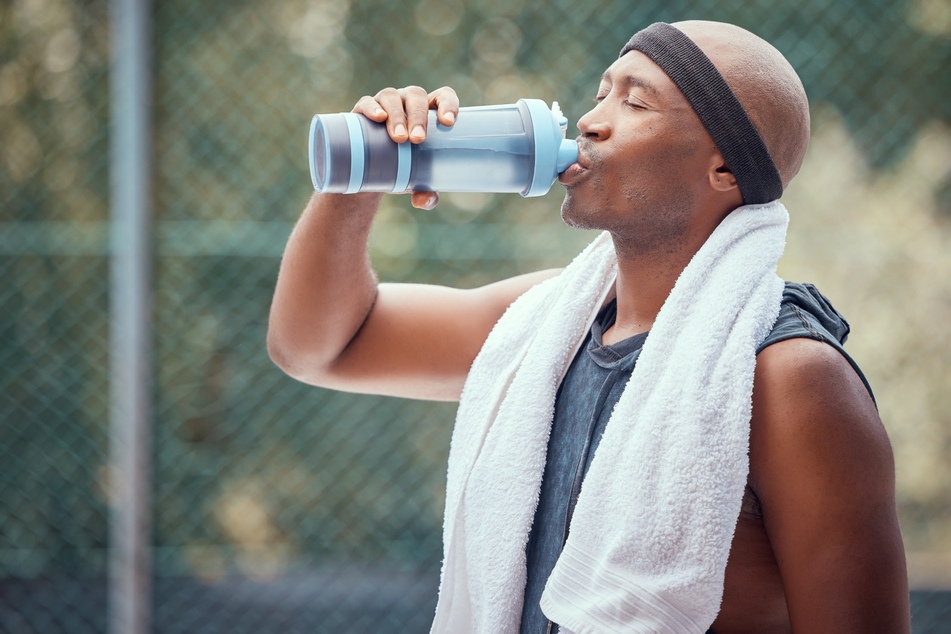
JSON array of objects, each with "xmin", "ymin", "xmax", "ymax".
[{"xmin": 559, "ymin": 50, "xmax": 716, "ymax": 252}]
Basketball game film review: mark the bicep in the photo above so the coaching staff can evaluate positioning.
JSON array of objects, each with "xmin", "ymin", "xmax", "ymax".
[
  {"xmin": 319, "ymin": 268, "xmax": 561, "ymax": 401},
  {"xmin": 750, "ymin": 339, "xmax": 909, "ymax": 633}
]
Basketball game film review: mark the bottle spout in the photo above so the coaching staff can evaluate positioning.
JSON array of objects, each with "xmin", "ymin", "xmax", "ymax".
[{"xmin": 556, "ymin": 139, "xmax": 579, "ymax": 173}]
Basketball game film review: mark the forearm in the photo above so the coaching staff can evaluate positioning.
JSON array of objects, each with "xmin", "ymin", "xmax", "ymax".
[{"xmin": 267, "ymin": 191, "xmax": 384, "ymax": 379}]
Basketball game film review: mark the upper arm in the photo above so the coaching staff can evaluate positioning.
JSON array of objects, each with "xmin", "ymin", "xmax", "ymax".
[
  {"xmin": 750, "ymin": 338, "xmax": 909, "ymax": 633},
  {"xmin": 303, "ymin": 268, "xmax": 561, "ymax": 401}
]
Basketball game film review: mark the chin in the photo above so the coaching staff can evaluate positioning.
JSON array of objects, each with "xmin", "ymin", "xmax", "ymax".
[
  {"xmin": 560, "ymin": 196, "xmax": 602, "ymax": 231},
  {"xmin": 562, "ymin": 214, "xmax": 596, "ymax": 231}
]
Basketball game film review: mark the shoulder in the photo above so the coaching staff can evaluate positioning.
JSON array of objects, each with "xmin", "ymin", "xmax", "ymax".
[
  {"xmin": 749, "ymin": 337, "xmax": 896, "ymax": 545},
  {"xmin": 750, "ymin": 337, "xmax": 886, "ymax": 478},
  {"xmin": 748, "ymin": 337, "xmax": 909, "ymax": 630},
  {"xmin": 754, "ymin": 336, "xmax": 871, "ymax": 407}
]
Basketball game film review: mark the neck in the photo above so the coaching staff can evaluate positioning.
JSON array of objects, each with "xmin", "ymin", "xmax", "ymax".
[
  {"xmin": 599, "ymin": 196, "xmax": 739, "ymax": 346},
  {"xmin": 602, "ymin": 232, "xmax": 704, "ymax": 346}
]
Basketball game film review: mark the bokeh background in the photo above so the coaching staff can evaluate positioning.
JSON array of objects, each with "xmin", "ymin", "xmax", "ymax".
[{"xmin": 2, "ymin": 0, "xmax": 951, "ymax": 631}]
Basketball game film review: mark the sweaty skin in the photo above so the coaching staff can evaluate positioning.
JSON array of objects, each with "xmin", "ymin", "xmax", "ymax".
[{"xmin": 267, "ymin": 20, "xmax": 909, "ymax": 633}]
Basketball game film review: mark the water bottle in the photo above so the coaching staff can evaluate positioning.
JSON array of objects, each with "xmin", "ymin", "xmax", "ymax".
[{"xmin": 308, "ymin": 99, "xmax": 579, "ymax": 197}]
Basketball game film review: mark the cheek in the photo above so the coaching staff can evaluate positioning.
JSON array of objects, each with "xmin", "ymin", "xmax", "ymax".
[
  {"xmin": 617, "ymin": 125, "xmax": 692, "ymax": 173},
  {"xmin": 636, "ymin": 141, "xmax": 710, "ymax": 200},
  {"xmin": 666, "ymin": 120, "xmax": 714, "ymax": 172}
]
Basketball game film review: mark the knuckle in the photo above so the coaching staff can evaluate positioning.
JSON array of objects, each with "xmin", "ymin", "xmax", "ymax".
[
  {"xmin": 431, "ymin": 86, "xmax": 459, "ymax": 107},
  {"xmin": 353, "ymin": 95, "xmax": 377, "ymax": 114}
]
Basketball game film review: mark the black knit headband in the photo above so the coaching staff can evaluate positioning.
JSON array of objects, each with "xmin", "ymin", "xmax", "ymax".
[{"xmin": 620, "ymin": 22, "xmax": 783, "ymax": 205}]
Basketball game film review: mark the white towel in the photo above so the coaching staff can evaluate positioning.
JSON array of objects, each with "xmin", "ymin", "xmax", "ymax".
[{"xmin": 431, "ymin": 201, "xmax": 789, "ymax": 634}]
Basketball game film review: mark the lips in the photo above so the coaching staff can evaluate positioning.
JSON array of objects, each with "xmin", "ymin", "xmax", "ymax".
[
  {"xmin": 558, "ymin": 147, "xmax": 591, "ymax": 186},
  {"xmin": 558, "ymin": 161, "xmax": 588, "ymax": 185},
  {"xmin": 558, "ymin": 137, "xmax": 589, "ymax": 186}
]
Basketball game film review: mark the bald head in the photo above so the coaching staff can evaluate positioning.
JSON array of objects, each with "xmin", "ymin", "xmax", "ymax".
[{"xmin": 672, "ymin": 20, "xmax": 811, "ymax": 188}]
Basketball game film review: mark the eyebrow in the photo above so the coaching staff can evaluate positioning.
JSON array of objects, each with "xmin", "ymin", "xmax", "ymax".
[{"xmin": 600, "ymin": 71, "xmax": 660, "ymax": 97}]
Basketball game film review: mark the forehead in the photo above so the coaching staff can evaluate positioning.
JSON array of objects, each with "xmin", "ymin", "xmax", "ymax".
[{"xmin": 601, "ymin": 50, "xmax": 685, "ymax": 103}]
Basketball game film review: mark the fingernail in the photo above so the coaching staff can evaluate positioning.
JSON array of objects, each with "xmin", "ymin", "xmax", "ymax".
[
  {"xmin": 374, "ymin": 107, "xmax": 385, "ymax": 117},
  {"xmin": 394, "ymin": 123, "xmax": 406, "ymax": 138},
  {"xmin": 444, "ymin": 112, "xmax": 455, "ymax": 125},
  {"xmin": 425, "ymin": 193, "xmax": 437, "ymax": 210},
  {"xmin": 411, "ymin": 125, "xmax": 425, "ymax": 140}
]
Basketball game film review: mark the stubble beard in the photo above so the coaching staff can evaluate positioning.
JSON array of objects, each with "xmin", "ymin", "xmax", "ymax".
[
  {"xmin": 560, "ymin": 188, "xmax": 593, "ymax": 230},
  {"xmin": 559, "ymin": 139, "xmax": 696, "ymax": 258},
  {"xmin": 560, "ymin": 182, "xmax": 694, "ymax": 260}
]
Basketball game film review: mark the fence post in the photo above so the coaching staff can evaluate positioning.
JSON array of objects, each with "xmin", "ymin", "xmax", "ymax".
[{"xmin": 108, "ymin": 0, "xmax": 153, "ymax": 632}]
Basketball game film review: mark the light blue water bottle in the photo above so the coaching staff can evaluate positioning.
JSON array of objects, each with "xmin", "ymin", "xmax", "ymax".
[{"xmin": 308, "ymin": 99, "xmax": 579, "ymax": 197}]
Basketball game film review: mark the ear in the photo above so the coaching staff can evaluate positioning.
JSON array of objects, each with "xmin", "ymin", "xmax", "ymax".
[{"xmin": 708, "ymin": 153, "xmax": 739, "ymax": 193}]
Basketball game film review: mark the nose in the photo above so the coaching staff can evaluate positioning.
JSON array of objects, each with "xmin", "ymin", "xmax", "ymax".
[{"xmin": 577, "ymin": 103, "xmax": 611, "ymax": 140}]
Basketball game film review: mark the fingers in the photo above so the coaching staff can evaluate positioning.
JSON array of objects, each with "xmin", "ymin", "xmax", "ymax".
[
  {"xmin": 352, "ymin": 95, "xmax": 387, "ymax": 122},
  {"xmin": 429, "ymin": 86, "xmax": 460, "ymax": 127},
  {"xmin": 353, "ymin": 86, "xmax": 460, "ymax": 145},
  {"xmin": 400, "ymin": 85, "xmax": 431, "ymax": 143},
  {"xmin": 364, "ymin": 85, "xmax": 427, "ymax": 144}
]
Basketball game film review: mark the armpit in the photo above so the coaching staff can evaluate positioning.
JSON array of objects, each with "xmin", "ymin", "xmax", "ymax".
[{"xmin": 739, "ymin": 483, "xmax": 763, "ymax": 521}]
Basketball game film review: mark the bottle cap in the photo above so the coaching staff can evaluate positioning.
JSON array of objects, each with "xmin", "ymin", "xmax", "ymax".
[{"xmin": 522, "ymin": 99, "xmax": 578, "ymax": 197}]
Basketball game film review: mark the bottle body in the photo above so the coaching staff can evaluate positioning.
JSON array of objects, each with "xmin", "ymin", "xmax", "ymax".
[{"xmin": 309, "ymin": 99, "xmax": 578, "ymax": 197}]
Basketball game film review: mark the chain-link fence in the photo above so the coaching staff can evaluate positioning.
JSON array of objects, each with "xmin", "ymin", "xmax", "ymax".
[{"xmin": 2, "ymin": 0, "xmax": 951, "ymax": 631}]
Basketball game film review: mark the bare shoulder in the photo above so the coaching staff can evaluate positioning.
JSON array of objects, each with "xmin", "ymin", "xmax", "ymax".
[
  {"xmin": 749, "ymin": 337, "xmax": 910, "ymax": 632},
  {"xmin": 751, "ymin": 337, "xmax": 884, "ymax": 454},
  {"xmin": 750, "ymin": 336, "xmax": 893, "ymax": 520}
]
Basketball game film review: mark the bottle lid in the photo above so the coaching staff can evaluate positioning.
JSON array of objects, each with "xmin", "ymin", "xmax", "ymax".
[{"xmin": 521, "ymin": 99, "xmax": 577, "ymax": 197}]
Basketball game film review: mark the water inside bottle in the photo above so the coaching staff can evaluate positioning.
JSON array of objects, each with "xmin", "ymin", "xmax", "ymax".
[
  {"xmin": 402, "ymin": 105, "xmax": 535, "ymax": 193},
  {"xmin": 410, "ymin": 146, "xmax": 532, "ymax": 193}
]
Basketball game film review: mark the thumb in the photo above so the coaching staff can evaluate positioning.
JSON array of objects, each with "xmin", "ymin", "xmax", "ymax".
[{"xmin": 411, "ymin": 191, "xmax": 439, "ymax": 210}]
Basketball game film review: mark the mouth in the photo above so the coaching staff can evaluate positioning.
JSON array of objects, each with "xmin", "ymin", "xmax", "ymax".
[
  {"xmin": 558, "ymin": 147, "xmax": 591, "ymax": 186},
  {"xmin": 558, "ymin": 136, "xmax": 591, "ymax": 187},
  {"xmin": 558, "ymin": 161, "xmax": 588, "ymax": 186}
]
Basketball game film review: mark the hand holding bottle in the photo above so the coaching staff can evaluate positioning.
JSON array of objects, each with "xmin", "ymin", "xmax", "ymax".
[{"xmin": 350, "ymin": 86, "xmax": 459, "ymax": 209}]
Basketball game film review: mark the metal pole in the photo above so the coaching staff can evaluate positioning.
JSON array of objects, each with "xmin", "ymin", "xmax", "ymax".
[{"xmin": 109, "ymin": 0, "xmax": 153, "ymax": 631}]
